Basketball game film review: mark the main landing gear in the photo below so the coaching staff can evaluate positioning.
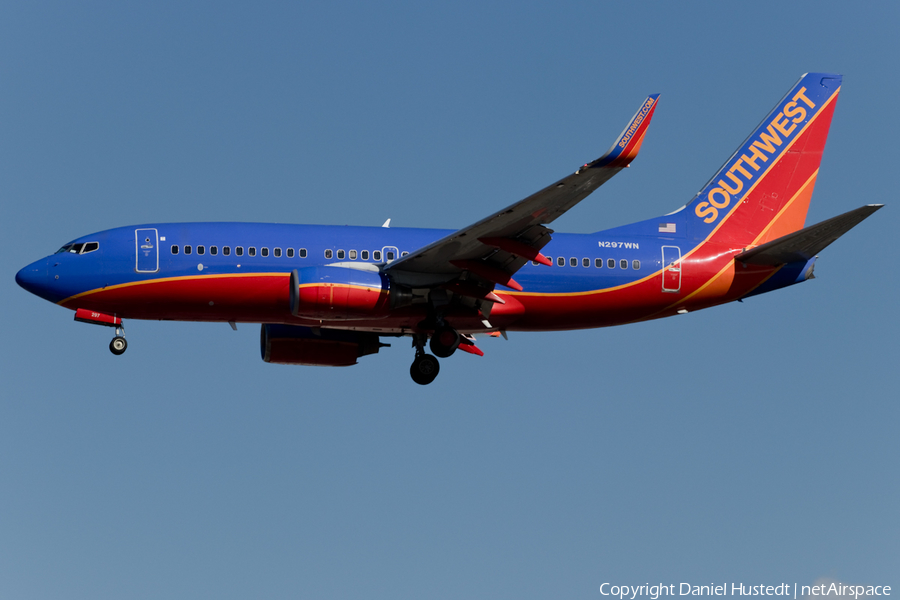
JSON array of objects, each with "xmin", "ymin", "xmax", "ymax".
[
  {"xmin": 410, "ymin": 334, "xmax": 440, "ymax": 385},
  {"xmin": 109, "ymin": 325, "xmax": 127, "ymax": 355},
  {"xmin": 410, "ymin": 352, "xmax": 440, "ymax": 385},
  {"xmin": 409, "ymin": 324, "xmax": 468, "ymax": 385}
]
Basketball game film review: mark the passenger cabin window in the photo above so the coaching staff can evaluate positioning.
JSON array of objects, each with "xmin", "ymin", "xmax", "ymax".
[
  {"xmin": 620, "ymin": 259, "xmax": 628, "ymax": 269},
  {"xmin": 386, "ymin": 251, "xmax": 395, "ymax": 261},
  {"xmin": 373, "ymin": 250, "xmax": 382, "ymax": 261},
  {"xmin": 325, "ymin": 249, "xmax": 333, "ymax": 259},
  {"xmin": 185, "ymin": 245, "xmax": 192, "ymax": 255},
  {"xmin": 223, "ymin": 246, "xmax": 231, "ymax": 256},
  {"xmin": 337, "ymin": 249, "xmax": 345, "ymax": 260},
  {"xmin": 349, "ymin": 250, "xmax": 357, "ymax": 260},
  {"xmin": 401, "ymin": 251, "xmax": 409, "ymax": 257},
  {"xmin": 361, "ymin": 250, "xmax": 369, "ymax": 260},
  {"xmin": 595, "ymin": 258, "xmax": 602, "ymax": 268},
  {"xmin": 570, "ymin": 257, "xmax": 577, "ymax": 267},
  {"xmin": 557, "ymin": 257, "xmax": 565, "ymax": 267},
  {"xmin": 248, "ymin": 247, "xmax": 256, "ymax": 257},
  {"xmin": 582, "ymin": 258, "xmax": 589, "ymax": 267},
  {"xmin": 274, "ymin": 248, "xmax": 281, "ymax": 257},
  {"xmin": 607, "ymin": 258, "xmax": 615, "ymax": 268},
  {"xmin": 286, "ymin": 248, "xmax": 294, "ymax": 258},
  {"xmin": 171, "ymin": 245, "xmax": 179, "ymax": 255},
  {"xmin": 633, "ymin": 260, "xmax": 640, "ymax": 270},
  {"xmin": 210, "ymin": 246, "xmax": 218, "ymax": 255},
  {"xmin": 235, "ymin": 246, "xmax": 243, "ymax": 256},
  {"xmin": 299, "ymin": 248, "xmax": 307, "ymax": 258},
  {"xmin": 197, "ymin": 245, "xmax": 205, "ymax": 255},
  {"xmin": 261, "ymin": 247, "xmax": 269, "ymax": 257}
]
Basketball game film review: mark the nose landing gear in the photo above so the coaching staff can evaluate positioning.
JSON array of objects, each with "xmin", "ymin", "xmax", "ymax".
[
  {"xmin": 109, "ymin": 325, "xmax": 127, "ymax": 355},
  {"xmin": 73, "ymin": 309, "xmax": 128, "ymax": 356}
]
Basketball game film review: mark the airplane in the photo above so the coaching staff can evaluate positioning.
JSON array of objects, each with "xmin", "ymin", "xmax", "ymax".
[{"xmin": 15, "ymin": 73, "xmax": 882, "ymax": 385}]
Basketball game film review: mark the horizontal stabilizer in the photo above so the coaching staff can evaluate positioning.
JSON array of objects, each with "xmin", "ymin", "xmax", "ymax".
[{"xmin": 736, "ymin": 204, "xmax": 883, "ymax": 265}]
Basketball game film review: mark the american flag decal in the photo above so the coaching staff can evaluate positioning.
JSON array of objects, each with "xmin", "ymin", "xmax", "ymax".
[{"xmin": 658, "ymin": 223, "xmax": 676, "ymax": 233}]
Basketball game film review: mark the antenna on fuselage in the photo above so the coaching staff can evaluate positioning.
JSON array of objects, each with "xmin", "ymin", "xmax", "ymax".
[{"xmin": 382, "ymin": 219, "xmax": 391, "ymax": 228}]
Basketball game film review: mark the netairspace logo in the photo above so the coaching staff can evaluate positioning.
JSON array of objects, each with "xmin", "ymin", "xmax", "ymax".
[{"xmin": 599, "ymin": 582, "xmax": 892, "ymax": 600}]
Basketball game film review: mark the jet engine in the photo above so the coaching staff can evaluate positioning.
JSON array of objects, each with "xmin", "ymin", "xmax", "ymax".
[
  {"xmin": 260, "ymin": 324, "xmax": 384, "ymax": 367},
  {"xmin": 289, "ymin": 267, "xmax": 410, "ymax": 321}
]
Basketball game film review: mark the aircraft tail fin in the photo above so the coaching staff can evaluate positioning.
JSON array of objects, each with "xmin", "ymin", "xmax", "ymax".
[
  {"xmin": 688, "ymin": 73, "xmax": 843, "ymax": 246},
  {"xmin": 736, "ymin": 204, "xmax": 883, "ymax": 265}
]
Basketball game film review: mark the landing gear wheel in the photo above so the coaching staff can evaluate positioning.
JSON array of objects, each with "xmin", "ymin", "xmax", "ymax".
[
  {"xmin": 429, "ymin": 326, "xmax": 460, "ymax": 358},
  {"xmin": 410, "ymin": 353, "xmax": 440, "ymax": 385},
  {"xmin": 109, "ymin": 336, "xmax": 127, "ymax": 355}
]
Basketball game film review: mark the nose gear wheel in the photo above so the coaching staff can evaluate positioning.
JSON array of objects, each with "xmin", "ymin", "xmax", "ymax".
[
  {"xmin": 109, "ymin": 325, "xmax": 127, "ymax": 355},
  {"xmin": 110, "ymin": 336, "xmax": 127, "ymax": 355}
]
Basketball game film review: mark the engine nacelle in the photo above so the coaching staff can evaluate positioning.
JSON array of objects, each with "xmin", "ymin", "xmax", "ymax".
[
  {"xmin": 289, "ymin": 266, "xmax": 408, "ymax": 321},
  {"xmin": 260, "ymin": 324, "xmax": 383, "ymax": 367}
]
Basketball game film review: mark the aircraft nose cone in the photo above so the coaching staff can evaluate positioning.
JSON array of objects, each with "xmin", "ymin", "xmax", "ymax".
[{"xmin": 15, "ymin": 259, "xmax": 50, "ymax": 298}]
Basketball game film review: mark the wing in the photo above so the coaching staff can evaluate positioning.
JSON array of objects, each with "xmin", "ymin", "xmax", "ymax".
[{"xmin": 385, "ymin": 94, "xmax": 660, "ymax": 297}]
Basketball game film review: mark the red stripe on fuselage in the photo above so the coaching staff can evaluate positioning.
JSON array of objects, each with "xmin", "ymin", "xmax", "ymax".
[
  {"xmin": 60, "ymin": 274, "xmax": 293, "ymax": 322},
  {"xmin": 58, "ymin": 260, "xmax": 780, "ymax": 333},
  {"xmin": 503, "ymin": 252, "xmax": 779, "ymax": 331}
]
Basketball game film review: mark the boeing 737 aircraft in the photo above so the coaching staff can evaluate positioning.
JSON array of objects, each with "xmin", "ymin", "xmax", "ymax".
[{"xmin": 16, "ymin": 73, "xmax": 881, "ymax": 384}]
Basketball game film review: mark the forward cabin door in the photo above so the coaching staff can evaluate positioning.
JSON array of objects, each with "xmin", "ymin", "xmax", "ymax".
[
  {"xmin": 135, "ymin": 228, "xmax": 159, "ymax": 273},
  {"xmin": 661, "ymin": 245, "xmax": 681, "ymax": 293}
]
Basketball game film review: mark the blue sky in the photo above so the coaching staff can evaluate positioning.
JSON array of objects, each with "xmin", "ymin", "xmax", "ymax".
[{"xmin": 2, "ymin": 2, "xmax": 897, "ymax": 598}]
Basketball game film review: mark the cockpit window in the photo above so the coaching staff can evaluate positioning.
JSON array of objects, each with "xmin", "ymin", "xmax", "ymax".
[{"xmin": 55, "ymin": 242, "xmax": 98, "ymax": 255}]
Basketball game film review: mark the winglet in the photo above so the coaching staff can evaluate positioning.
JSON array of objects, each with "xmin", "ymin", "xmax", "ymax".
[{"xmin": 591, "ymin": 94, "xmax": 660, "ymax": 169}]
